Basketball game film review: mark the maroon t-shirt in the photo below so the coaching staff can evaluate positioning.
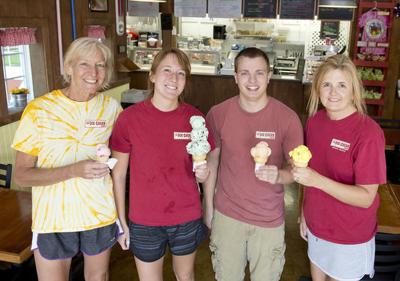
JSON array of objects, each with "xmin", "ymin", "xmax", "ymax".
[
  {"xmin": 304, "ymin": 110, "xmax": 386, "ymax": 244},
  {"xmin": 206, "ymin": 96, "xmax": 303, "ymax": 227},
  {"xmin": 110, "ymin": 100, "xmax": 214, "ymax": 226}
]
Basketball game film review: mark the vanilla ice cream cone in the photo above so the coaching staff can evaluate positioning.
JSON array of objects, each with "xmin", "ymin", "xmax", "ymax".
[{"xmin": 250, "ymin": 142, "xmax": 271, "ymax": 171}]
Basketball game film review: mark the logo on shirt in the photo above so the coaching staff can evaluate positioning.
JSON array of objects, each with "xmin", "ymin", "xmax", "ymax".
[
  {"xmin": 85, "ymin": 120, "xmax": 107, "ymax": 128},
  {"xmin": 330, "ymin": 138, "xmax": 351, "ymax": 152},
  {"xmin": 255, "ymin": 131, "xmax": 276, "ymax": 140},
  {"xmin": 174, "ymin": 132, "xmax": 191, "ymax": 140}
]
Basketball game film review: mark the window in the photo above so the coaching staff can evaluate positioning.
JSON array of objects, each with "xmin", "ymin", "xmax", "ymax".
[{"xmin": 1, "ymin": 45, "xmax": 34, "ymax": 109}]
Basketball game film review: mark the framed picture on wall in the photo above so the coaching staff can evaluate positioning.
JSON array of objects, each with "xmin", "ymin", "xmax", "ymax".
[
  {"xmin": 320, "ymin": 21, "xmax": 340, "ymax": 39},
  {"xmin": 89, "ymin": 0, "xmax": 108, "ymax": 12}
]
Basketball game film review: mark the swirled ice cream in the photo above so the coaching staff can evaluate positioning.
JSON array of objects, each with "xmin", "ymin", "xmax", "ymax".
[
  {"xmin": 186, "ymin": 116, "xmax": 211, "ymax": 169},
  {"xmin": 96, "ymin": 144, "xmax": 111, "ymax": 163}
]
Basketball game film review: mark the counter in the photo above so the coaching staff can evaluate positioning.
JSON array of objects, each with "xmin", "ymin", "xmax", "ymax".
[{"xmin": 129, "ymin": 70, "xmax": 306, "ymax": 116}]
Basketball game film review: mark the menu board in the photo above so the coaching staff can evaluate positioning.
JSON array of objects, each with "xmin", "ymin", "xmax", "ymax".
[
  {"xmin": 318, "ymin": 0, "xmax": 356, "ymax": 7},
  {"xmin": 243, "ymin": 0, "xmax": 277, "ymax": 19},
  {"xmin": 279, "ymin": 0, "xmax": 315, "ymax": 20},
  {"xmin": 174, "ymin": 0, "xmax": 206, "ymax": 17},
  {"xmin": 318, "ymin": 7, "xmax": 354, "ymax": 20},
  {"xmin": 208, "ymin": 0, "xmax": 242, "ymax": 18},
  {"xmin": 128, "ymin": 2, "xmax": 159, "ymax": 17}
]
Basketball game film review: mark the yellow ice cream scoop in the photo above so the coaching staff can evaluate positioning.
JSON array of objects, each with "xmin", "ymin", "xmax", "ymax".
[{"xmin": 289, "ymin": 145, "xmax": 312, "ymax": 167}]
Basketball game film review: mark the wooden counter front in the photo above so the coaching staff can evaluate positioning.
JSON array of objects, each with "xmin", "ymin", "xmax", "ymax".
[
  {"xmin": 129, "ymin": 72, "xmax": 305, "ymax": 116},
  {"xmin": 378, "ymin": 183, "xmax": 400, "ymax": 234}
]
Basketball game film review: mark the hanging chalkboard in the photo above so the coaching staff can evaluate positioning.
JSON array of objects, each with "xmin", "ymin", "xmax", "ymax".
[
  {"xmin": 243, "ymin": 0, "xmax": 277, "ymax": 19},
  {"xmin": 318, "ymin": 0, "xmax": 356, "ymax": 7},
  {"xmin": 279, "ymin": 0, "xmax": 315, "ymax": 19},
  {"xmin": 318, "ymin": 7, "xmax": 354, "ymax": 20}
]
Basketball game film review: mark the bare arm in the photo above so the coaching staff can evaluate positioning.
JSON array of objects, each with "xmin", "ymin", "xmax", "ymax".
[
  {"xmin": 293, "ymin": 167, "xmax": 378, "ymax": 208},
  {"xmin": 202, "ymin": 148, "xmax": 220, "ymax": 229},
  {"xmin": 111, "ymin": 150, "xmax": 130, "ymax": 250},
  {"xmin": 14, "ymin": 151, "xmax": 109, "ymax": 187}
]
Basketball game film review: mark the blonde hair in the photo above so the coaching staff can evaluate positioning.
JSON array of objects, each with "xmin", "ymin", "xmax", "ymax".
[
  {"xmin": 63, "ymin": 37, "xmax": 113, "ymax": 89},
  {"xmin": 308, "ymin": 54, "xmax": 366, "ymax": 116}
]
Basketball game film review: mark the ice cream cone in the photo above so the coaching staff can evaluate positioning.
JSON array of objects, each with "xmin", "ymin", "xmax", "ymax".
[
  {"xmin": 289, "ymin": 145, "xmax": 312, "ymax": 168},
  {"xmin": 192, "ymin": 153, "xmax": 207, "ymax": 164},
  {"xmin": 250, "ymin": 142, "xmax": 271, "ymax": 171},
  {"xmin": 96, "ymin": 155, "xmax": 109, "ymax": 163}
]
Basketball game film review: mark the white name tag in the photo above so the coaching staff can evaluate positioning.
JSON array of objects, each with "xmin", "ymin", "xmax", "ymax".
[
  {"xmin": 85, "ymin": 120, "xmax": 107, "ymax": 128},
  {"xmin": 256, "ymin": 131, "xmax": 276, "ymax": 140},
  {"xmin": 330, "ymin": 138, "xmax": 351, "ymax": 152},
  {"xmin": 174, "ymin": 132, "xmax": 191, "ymax": 140}
]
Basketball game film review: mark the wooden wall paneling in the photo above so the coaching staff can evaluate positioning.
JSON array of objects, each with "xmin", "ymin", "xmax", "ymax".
[
  {"xmin": 129, "ymin": 72, "xmax": 149, "ymax": 90},
  {"xmin": 0, "ymin": 52, "xmax": 7, "ymax": 117},
  {"xmin": 268, "ymin": 80, "xmax": 305, "ymax": 115}
]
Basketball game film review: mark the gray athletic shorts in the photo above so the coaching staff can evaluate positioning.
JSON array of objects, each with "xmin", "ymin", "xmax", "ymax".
[{"xmin": 32, "ymin": 222, "xmax": 119, "ymax": 260}]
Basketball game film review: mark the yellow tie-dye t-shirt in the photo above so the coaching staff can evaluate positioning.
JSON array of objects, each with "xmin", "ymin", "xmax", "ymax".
[{"xmin": 12, "ymin": 90, "xmax": 122, "ymax": 233}]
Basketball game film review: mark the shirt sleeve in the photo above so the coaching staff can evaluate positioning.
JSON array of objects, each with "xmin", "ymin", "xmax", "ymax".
[
  {"xmin": 11, "ymin": 102, "xmax": 41, "ymax": 156},
  {"xmin": 206, "ymin": 107, "xmax": 221, "ymax": 149},
  {"xmin": 109, "ymin": 112, "xmax": 132, "ymax": 153}
]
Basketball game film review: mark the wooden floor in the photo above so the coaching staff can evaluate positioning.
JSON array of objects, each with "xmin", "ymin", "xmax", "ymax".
[
  {"xmin": 109, "ymin": 183, "xmax": 310, "ymax": 281},
  {"xmin": 0, "ymin": 184, "xmax": 309, "ymax": 281}
]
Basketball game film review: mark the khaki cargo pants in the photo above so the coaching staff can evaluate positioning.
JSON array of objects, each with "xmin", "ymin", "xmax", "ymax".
[{"xmin": 210, "ymin": 210, "xmax": 285, "ymax": 281}]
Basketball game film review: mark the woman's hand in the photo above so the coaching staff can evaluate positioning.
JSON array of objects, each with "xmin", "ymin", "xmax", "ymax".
[
  {"xmin": 255, "ymin": 165, "xmax": 279, "ymax": 184},
  {"xmin": 194, "ymin": 163, "xmax": 210, "ymax": 183},
  {"xmin": 299, "ymin": 213, "xmax": 308, "ymax": 241},
  {"xmin": 71, "ymin": 160, "xmax": 109, "ymax": 179},
  {"xmin": 117, "ymin": 222, "xmax": 130, "ymax": 250},
  {"xmin": 291, "ymin": 166, "xmax": 322, "ymax": 187}
]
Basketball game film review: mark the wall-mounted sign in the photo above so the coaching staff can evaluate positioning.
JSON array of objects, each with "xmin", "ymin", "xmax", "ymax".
[
  {"xmin": 174, "ymin": 0, "xmax": 206, "ymax": 17},
  {"xmin": 318, "ymin": 7, "xmax": 354, "ymax": 20},
  {"xmin": 89, "ymin": 0, "xmax": 108, "ymax": 12},
  {"xmin": 128, "ymin": 1, "xmax": 159, "ymax": 17},
  {"xmin": 320, "ymin": 21, "xmax": 340, "ymax": 39},
  {"xmin": 279, "ymin": 0, "xmax": 315, "ymax": 20},
  {"xmin": 243, "ymin": 0, "xmax": 277, "ymax": 18},
  {"xmin": 208, "ymin": 0, "xmax": 241, "ymax": 18}
]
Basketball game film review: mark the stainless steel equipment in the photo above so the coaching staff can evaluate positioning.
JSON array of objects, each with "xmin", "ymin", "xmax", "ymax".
[{"xmin": 273, "ymin": 57, "xmax": 299, "ymax": 76}]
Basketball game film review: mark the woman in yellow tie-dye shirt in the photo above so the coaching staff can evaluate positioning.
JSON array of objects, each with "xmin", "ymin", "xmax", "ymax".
[{"xmin": 12, "ymin": 37, "xmax": 122, "ymax": 281}]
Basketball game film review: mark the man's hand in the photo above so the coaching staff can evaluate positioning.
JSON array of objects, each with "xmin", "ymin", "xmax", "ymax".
[{"xmin": 255, "ymin": 165, "xmax": 279, "ymax": 184}]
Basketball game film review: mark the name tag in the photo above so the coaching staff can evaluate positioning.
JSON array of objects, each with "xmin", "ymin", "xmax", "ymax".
[
  {"xmin": 256, "ymin": 131, "xmax": 276, "ymax": 140},
  {"xmin": 85, "ymin": 120, "xmax": 107, "ymax": 128},
  {"xmin": 174, "ymin": 132, "xmax": 191, "ymax": 140},
  {"xmin": 330, "ymin": 138, "xmax": 351, "ymax": 152}
]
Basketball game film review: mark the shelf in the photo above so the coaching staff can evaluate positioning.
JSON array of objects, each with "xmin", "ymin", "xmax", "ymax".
[
  {"xmin": 365, "ymin": 99, "xmax": 385, "ymax": 105},
  {"xmin": 354, "ymin": 60, "xmax": 388, "ymax": 68},
  {"xmin": 362, "ymin": 80, "xmax": 386, "ymax": 87},
  {"xmin": 359, "ymin": 1, "xmax": 394, "ymax": 9}
]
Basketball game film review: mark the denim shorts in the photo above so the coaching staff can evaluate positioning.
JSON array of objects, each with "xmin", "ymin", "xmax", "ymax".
[
  {"xmin": 32, "ymin": 222, "xmax": 119, "ymax": 260},
  {"xmin": 129, "ymin": 218, "xmax": 208, "ymax": 262}
]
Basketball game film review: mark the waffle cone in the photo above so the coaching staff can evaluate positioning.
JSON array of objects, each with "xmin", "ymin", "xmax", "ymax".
[{"xmin": 192, "ymin": 154, "xmax": 207, "ymax": 163}]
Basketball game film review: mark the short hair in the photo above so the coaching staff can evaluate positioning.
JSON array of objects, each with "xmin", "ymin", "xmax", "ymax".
[
  {"xmin": 234, "ymin": 47, "xmax": 270, "ymax": 72},
  {"xmin": 147, "ymin": 48, "xmax": 191, "ymax": 102},
  {"xmin": 63, "ymin": 37, "xmax": 113, "ymax": 89},
  {"xmin": 308, "ymin": 54, "xmax": 366, "ymax": 116}
]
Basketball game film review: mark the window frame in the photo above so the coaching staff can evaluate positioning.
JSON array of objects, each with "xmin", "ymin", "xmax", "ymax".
[{"xmin": 0, "ymin": 18, "xmax": 54, "ymax": 125}]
